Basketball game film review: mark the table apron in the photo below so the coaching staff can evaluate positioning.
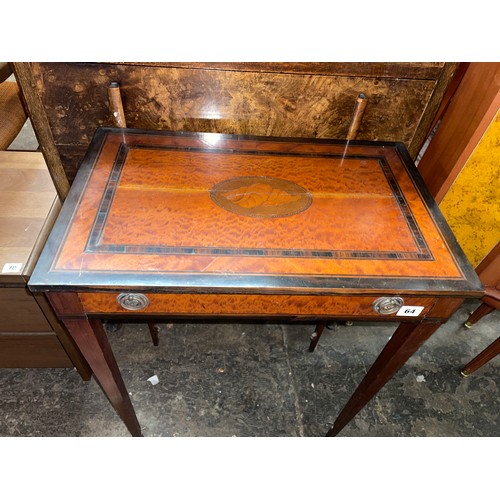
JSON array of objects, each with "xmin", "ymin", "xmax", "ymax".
[{"xmin": 76, "ymin": 292, "xmax": 445, "ymax": 320}]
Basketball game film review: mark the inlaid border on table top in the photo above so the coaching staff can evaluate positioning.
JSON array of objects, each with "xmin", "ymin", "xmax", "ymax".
[
  {"xmin": 27, "ymin": 128, "xmax": 483, "ymax": 295},
  {"xmin": 82, "ymin": 142, "xmax": 433, "ymax": 261}
]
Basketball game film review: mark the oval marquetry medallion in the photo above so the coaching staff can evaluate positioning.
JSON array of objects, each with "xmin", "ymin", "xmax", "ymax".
[{"xmin": 210, "ymin": 176, "xmax": 312, "ymax": 218}]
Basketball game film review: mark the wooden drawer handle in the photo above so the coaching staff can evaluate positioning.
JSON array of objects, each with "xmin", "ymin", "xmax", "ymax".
[{"xmin": 117, "ymin": 293, "xmax": 149, "ymax": 311}]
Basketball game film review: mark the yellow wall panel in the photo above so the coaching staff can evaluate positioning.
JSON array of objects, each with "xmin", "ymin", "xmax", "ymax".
[{"xmin": 439, "ymin": 109, "xmax": 500, "ymax": 267}]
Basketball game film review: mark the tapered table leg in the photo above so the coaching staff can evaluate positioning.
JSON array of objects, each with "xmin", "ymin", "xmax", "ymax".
[
  {"xmin": 461, "ymin": 336, "xmax": 500, "ymax": 376},
  {"xmin": 464, "ymin": 302, "xmax": 495, "ymax": 328},
  {"xmin": 309, "ymin": 321, "xmax": 340, "ymax": 352},
  {"xmin": 62, "ymin": 317, "xmax": 142, "ymax": 436},
  {"xmin": 147, "ymin": 322, "xmax": 160, "ymax": 346},
  {"xmin": 309, "ymin": 321, "xmax": 327, "ymax": 352},
  {"xmin": 327, "ymin": 320, "xmax": 441, "ymax": 436}
]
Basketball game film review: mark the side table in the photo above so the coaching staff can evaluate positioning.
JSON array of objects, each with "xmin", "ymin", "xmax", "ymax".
[{"xmin": 28, "ymin": 129, "xmax": 483, "ymax": 436}]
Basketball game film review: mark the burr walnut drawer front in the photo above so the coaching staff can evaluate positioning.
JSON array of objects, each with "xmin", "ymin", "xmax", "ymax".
[{"xmin": 79, "ymin": 292, "xmax": 436, "ymax": 319}]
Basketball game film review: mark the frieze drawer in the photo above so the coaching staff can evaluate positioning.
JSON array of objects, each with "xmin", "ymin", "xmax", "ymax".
[{"xmin": 79, "ymin": 293, "xmax": 437, "ymax": 319}]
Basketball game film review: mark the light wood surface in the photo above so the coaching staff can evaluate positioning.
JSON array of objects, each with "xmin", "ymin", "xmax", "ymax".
[
  {"xmin": 0, "ymin": 151, "xmax": 59, "ymax": 284},
  {"xmin": 0, "ymin": 151, "xmax": 91, "ymax": 375}
]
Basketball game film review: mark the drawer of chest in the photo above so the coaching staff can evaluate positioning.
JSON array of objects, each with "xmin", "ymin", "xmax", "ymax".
[
  {"xmin": 0, "ymin": 288, "xmax": 52, "ymax": 332},
  {"xmin": 79, "ymin": 292, "xmax": 436, "ymax": 319}
]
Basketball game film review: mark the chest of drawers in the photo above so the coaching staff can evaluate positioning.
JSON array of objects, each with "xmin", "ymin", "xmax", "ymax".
[{"xmin": 0, "ymin": 151, "xmax": 89, "ymax": 377}]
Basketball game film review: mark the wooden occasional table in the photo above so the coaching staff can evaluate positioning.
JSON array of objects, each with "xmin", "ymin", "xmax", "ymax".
[{"xmin": 28, "ymin": 128, "xmax": 483, "ymax": 436}]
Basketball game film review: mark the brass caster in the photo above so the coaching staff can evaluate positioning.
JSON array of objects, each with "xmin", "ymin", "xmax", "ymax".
[
  {"xmin": 460, "ymin": 369, "xmax": 470, "ymax": 377},
  {"xmin": 345, "ymin": 321, "xmax": 354, "ymax": 326},
  {"xmin": 463, "ymin": 321, "xmax": 472, "ymax": 329}
]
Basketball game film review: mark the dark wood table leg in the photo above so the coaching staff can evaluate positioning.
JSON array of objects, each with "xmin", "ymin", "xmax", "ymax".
[
  {"xmin": 62, "ymin": 316, "xmax": 142, "ymax": 437},
  {"xmin": 309, "ymin": 322, "xmax": 327, "ymax": 352},
  {"xmin": 147, "ymin": 322, "xmax": 160, "ymax": 346},
  {"xmin": 326, "ymin": 320, "xmax": 441, "ymax": 436},
  {"xmin": 309, "ymin": 321, "xmax": 340, "ymax": 352},
  {"xmin": 464, "ymin": 302, "xmax": 495, "ymax": 328},
  {"xmin": 461, "ymin": 336, "xmax": 500, "ymax": 376}
]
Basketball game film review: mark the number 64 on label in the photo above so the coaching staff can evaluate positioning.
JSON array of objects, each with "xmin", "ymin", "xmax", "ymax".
[{"xmin": 396, "ymin": 306, "xmax": 425, "ymax": 317}]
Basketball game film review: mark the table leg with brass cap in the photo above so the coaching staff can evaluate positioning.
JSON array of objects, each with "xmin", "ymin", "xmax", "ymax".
[
  {"xmin": 460, "ymin": 336, "xmax": 500, "ymax": 377},
  {"xmin": 463, "ymin": 302, "xmax": 495, "ymax": 329}
]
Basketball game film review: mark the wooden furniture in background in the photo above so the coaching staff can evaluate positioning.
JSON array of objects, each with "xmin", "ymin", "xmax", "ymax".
[
  {"xmin": 461, "ymin": 329, "xmax": 500, "ymax": 376},
  {"xmin": 28, "ymin": 128, "xmax": 482, "ymax": 436},
  {"xmin": 462, "ymin": 278, "xmax": 499, "ymax": 376},
  {"xmin": 461, "ymin": 242, "xmax": 500, "ymax": 376},
  {"xmin": 13, "ymin": 62, "xmax": 460, "ymax": 200},
  {"xmin": 464, "ymin": 287, "xmax": 500, "ymax": 329},
  {"xmin": 107, "ymin": 82, "xmax": 127, "ymax": 128},
  {"xmin": 418, "ymin": 63, "xmax": 499, "ymax": 377},
  {"xmin": 465, "ymin": 241, "xmax": 500, "ymax": 328},
  {"xmin": 0, "ymin": 151, "xmax": 90, "ymax": 377},
  {"xmin": 418, "ymin": 62, "xmax": 500, "ymax": 202},
  {"xmin": 0, "ymin": 62, "xmax": 27, "ymax": 150},
  {"xmin": 418, "ymin": 62, "xmax": 500, "ymax": 273}
]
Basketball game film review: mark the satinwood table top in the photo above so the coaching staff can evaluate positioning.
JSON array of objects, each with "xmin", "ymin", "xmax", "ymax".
[{"xmin": 29, "ymin": 128, "xmax": 482, "ymax": 296}]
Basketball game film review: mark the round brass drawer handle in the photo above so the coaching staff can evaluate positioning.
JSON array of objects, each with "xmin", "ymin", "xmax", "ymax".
[
  {"xmin": 117, "ymin": 293, "xmax": 150, "ymax": 311},
  {"xmin": 372, "ymin": 296, "xmax": 404, "ymax": 315}
]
